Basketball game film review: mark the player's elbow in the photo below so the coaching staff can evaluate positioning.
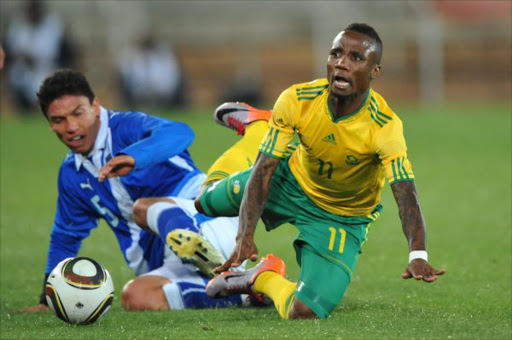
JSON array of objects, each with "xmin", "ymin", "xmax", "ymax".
[{"xmin": 172, "ymin": 122, "xmax": 195, "ymax": 148}]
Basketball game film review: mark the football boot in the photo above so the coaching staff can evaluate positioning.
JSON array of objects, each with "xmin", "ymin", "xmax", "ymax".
[
  {"xmin": 166, "ymin": 229, "xmax": 225, "ymax": 278},
  {"xmin": 205, "ymin": 254, "xmax": 285, "ymax": 298},
  {"xmin": 214, "ymin": 102, "xmax": 272, "ymax": 135}
]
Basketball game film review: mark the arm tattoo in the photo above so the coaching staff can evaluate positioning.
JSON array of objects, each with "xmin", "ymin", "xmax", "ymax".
[
  {"xmin": 391, "ymin": 181, "xmax": 427, "ymax": 251},
  {"xmin": 238, "ymin": 153, "xmax": 280, "ymax": 238}
]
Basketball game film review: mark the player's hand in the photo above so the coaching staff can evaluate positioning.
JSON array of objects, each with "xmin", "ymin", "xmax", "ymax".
[
  {"xmin": 213, "ymin": 234, "xmax": 259, "ymax": 273},
  {"xmin": 98, "ymin": 155, "xmax": 135, "ymax": 182},
  {"xmin": 15, "ymin": 304, "xmax": 49, "ymax": 313},
  {"xmin": 402, "ymin": 259, "xmax": 446, "ymax": 283}
]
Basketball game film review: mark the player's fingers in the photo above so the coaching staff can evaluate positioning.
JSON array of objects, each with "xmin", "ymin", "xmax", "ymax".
[
  {"xmin": 422, "ymin": 268, "xmax": 445, "ymax": 283},
  {"xmin": 249, "ymin": 253, "xmax": 258, "ymax": 262},
  {"xmin": 213, "ymin": 261, "xmax": 232, "ymax": 274},
  {"xmin": 213, "ymin": 252, "xmax": 240, "ymax": 273},
  {"xmin": 419, "ymin": 267, "xmax": 445, "ymax": 283},
  {"xmin": 402, "ymin": 271, "xmax": 412, "ymax": 279},
  {"xmin": 99, "ymin": 160, "xmax": 119, "ymax": 176},
  {"xmin": 98, "ymin": 166, "xmax": 111, "ymax": 182},
  {"xmin": 422, "ymin": 275, "xmax": 437, "ymax": 283},
  {"xmin": 103, "ymin": 163, "xmax": 131, "ymax": 179},
  {"xmin": 232, "ymin": 251, "xmax": 252, "ymax": 267},
  {"xmin": 413, "ymin": 274, "xmax": 423, "ymax": 281}
]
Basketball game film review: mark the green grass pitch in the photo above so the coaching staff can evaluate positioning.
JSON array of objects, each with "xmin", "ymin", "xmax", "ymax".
[{"xmin": 1, "ymin": 103, "xmax": 510, "ymax": 339}]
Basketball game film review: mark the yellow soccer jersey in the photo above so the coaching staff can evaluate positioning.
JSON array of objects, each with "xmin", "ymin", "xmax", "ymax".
[{"xmin": 259, "ymin": 78, "xmax": 414, "ymax": 217}]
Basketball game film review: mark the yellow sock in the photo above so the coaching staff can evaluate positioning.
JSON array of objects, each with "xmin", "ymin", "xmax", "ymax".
[
  {"xmin": 253, "ymin": 272, "xmax": 297, "ymax": 319},
  {"xmin": 205, "ymin": 121, "xmax": 269, "ymax": 184}
]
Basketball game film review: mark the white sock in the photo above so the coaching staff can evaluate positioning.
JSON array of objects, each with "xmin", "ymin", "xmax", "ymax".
[
  {"xmin": 162, "ymin": 282, "xmax": 184, "ymax": 310},
  {"xmin": 146, "ymin": 202, "xmax": 178, "ymax": 235}
]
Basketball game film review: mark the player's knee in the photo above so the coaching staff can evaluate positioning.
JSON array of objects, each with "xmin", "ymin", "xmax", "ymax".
[
  {"xmin": 288, "ymin": 299, "xmax": 319, "ymax": 319},
  {"xmin": 121, "ymin": 280, "xmax": 142, "ymax": 310},
  {"xmin": 132, "ymin": 198, "xmax": 153, "ymax": 230},
  {"xmin": 121, "ymin": 280, "xmax": 162, "ymax": 311}
]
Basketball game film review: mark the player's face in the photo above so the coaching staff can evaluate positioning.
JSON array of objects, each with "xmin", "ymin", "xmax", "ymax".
[
  {"xmin": 326, "ymin": 30, "xmax": 381, "ymax": 98},
  {"xmin": 47, "ymin": 95, "xmax": 101, "ymax": 155}
]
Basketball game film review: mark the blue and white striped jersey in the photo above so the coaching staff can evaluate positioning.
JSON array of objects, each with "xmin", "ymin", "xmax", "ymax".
[{"xmin": 45, "ymin": 107, "xmax": 207, "ymax": 276}]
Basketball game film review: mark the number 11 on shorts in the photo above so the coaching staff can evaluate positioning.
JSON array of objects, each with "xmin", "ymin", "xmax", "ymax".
[{"xmin": 328, "ymin": 227, "xmax": 346, "ymax": 253}]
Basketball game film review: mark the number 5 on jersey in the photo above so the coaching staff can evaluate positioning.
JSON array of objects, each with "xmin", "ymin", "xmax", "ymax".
[
  {"xmin": 328, "ymin": 226, "xmax": 346, "ymax": 253},
  {"xmin": 91, "ymin": 195, "xmax": 119, "ymax": 227}
]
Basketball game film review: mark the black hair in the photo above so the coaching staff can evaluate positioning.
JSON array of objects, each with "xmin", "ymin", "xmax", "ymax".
[
  {"xmin": 37, "ymin": 69, "xmax": 95, "ymax": 117},
  {"xmin": 345, "ymin": 23, "xmax": 383, "ymax": 64}
]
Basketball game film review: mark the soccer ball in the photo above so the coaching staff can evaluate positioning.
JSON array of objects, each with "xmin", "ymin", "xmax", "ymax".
[{"xmin": 45, "ymin": 257, "xmax": 114, "ymax": 325}]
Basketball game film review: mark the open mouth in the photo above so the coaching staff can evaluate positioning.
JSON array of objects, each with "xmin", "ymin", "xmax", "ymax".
[
  {"xmin": 67, "ymin": 135, "xmax": 86, "ymax": 148},
  {"xmin": 333, "ymin": 75, "xmax": 351, "ymax": 90}
]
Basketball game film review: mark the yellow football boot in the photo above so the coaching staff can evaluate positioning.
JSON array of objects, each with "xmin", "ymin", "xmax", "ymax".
[{"xmin": 166, "ymin": 229, "xmax": 225, "ymax": 278}]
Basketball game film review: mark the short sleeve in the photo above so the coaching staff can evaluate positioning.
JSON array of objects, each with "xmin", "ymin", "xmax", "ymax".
[
  {"xmin": 375, "ymin": 117, "xmax": 415, "ymax": 184},
  {"xmin": 259, "ymin": 87, "xmax": 297, "ymax": 158}
]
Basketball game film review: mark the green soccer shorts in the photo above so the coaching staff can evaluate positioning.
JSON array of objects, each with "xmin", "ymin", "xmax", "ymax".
[{"xmin": 199, "ymin": 159, "xmax": 382, "ymax": 317}]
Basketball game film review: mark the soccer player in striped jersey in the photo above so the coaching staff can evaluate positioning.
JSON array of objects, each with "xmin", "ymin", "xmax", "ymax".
[
  {"xmin": 20, "ymin": 70, "xmax": 272, "ymax": 313},
  {"xmin": 199, "ymin": 23, "xmax": 445, "ymax": 319}
]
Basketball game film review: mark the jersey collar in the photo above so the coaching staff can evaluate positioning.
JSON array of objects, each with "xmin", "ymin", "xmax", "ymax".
[
  {"xmin": 327, "ymin": 88, "xmax": 371, "ymax": 123},
  {"xmin": 74, "ymin": 107, "xmax": 109, "ymax": 171}
]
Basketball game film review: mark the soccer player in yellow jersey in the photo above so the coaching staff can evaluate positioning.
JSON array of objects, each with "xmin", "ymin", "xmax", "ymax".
[{"xmin": 198, "ymin": 23, "xmax": 445, "ymax": 319}]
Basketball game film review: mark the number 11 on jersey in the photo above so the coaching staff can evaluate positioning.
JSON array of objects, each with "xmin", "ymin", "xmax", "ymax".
[{"xmin": 328, "ymin": 227, "xmax": 346, "ymax": 253}]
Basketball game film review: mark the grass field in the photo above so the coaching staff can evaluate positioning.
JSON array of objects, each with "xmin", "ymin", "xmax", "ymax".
[{"xmin": 1, "ymin": 103, "xmax": 511, "ymax": 339}]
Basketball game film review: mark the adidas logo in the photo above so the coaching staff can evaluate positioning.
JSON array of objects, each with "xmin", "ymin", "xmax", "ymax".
[{"xmin": 321, "ymin": 134, "xmax": 337, "ymax": 145}]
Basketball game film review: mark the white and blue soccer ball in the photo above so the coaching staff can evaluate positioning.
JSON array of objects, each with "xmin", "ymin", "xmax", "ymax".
[{"xmin": 45, "ymin": 257, "xmax": 114, "ymax": 325}]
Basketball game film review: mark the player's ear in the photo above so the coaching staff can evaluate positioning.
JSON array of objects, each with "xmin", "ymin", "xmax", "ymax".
[
  {"xmin": 370, "ymin": 65, "xmax": 381, "ymax": 80},
  {"xmin": 92, "ymin": 97, "xmax": 100, "ymax": 116}
]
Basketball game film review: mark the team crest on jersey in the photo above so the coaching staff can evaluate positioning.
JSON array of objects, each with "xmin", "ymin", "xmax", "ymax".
[
  {"xmin": 274, "ymin": 118, "xmax": 285, "ymax": 125},
  {"xmin": 345, "ymin": 155, "xmax": 359, "ymax": 165},
  {"xmin": 233, "ymin": 180, "xmax": 241, "ymax": 194},
  {"xmin": 321, "ymin": 134, "xmax": 337, "ymax": 145}
]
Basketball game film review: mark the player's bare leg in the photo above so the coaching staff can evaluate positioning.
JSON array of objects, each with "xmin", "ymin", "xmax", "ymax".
[
  {"xmin": 121, "ymin": 276, "xmax": 171, "ymax": 311},
  {"xmin": 133, "ymin": 196, "xmax": 175, "ymax": 232}
]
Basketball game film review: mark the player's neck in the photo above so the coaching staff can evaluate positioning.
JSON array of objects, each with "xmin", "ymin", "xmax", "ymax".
[{"xmin": 328, "ymin": 90, "xmax": 369, "ymax": 120}]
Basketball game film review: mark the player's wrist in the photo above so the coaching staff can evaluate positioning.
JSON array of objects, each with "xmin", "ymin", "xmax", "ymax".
[{"xmin": 409, "ymin": 250, "xmax": 428, "ymax": 263}]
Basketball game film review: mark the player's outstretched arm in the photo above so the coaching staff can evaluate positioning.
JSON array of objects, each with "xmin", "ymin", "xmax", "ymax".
[
  {"xmin": 214, "ymin": 153, "xmax": 281, "ymax": 273},
  {"xmin": 391, "ymin": 181, "xmax": 446, "ymax": 283},
  {"xmin": 98, "ymin": 155, "xmax": 136, "ymax": 182}
]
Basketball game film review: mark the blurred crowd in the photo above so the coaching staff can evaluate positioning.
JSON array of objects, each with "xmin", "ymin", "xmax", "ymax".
[
  {"xmin": 117, "ymin": 32, "xmax": 185, "ymax": 110},
  {"xmin": 1, "ymin": 0, "xmax": 509, "ymax": 115},
  {"xmin": 3, "ymin": 0, "xmax": 77, "ymax": 114},
  {"xmin": 1, "ymin": 0, "xmax": 188, "ymax": 115}
]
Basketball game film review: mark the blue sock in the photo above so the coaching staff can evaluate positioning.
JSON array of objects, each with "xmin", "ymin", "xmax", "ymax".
[
  {"xmin": 176, "ymin": 280, "xmax": 242, "ymax": 309},
  {"xmin": 156, "ymin": 206, "xmax": 200, "ymax": 238}
]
